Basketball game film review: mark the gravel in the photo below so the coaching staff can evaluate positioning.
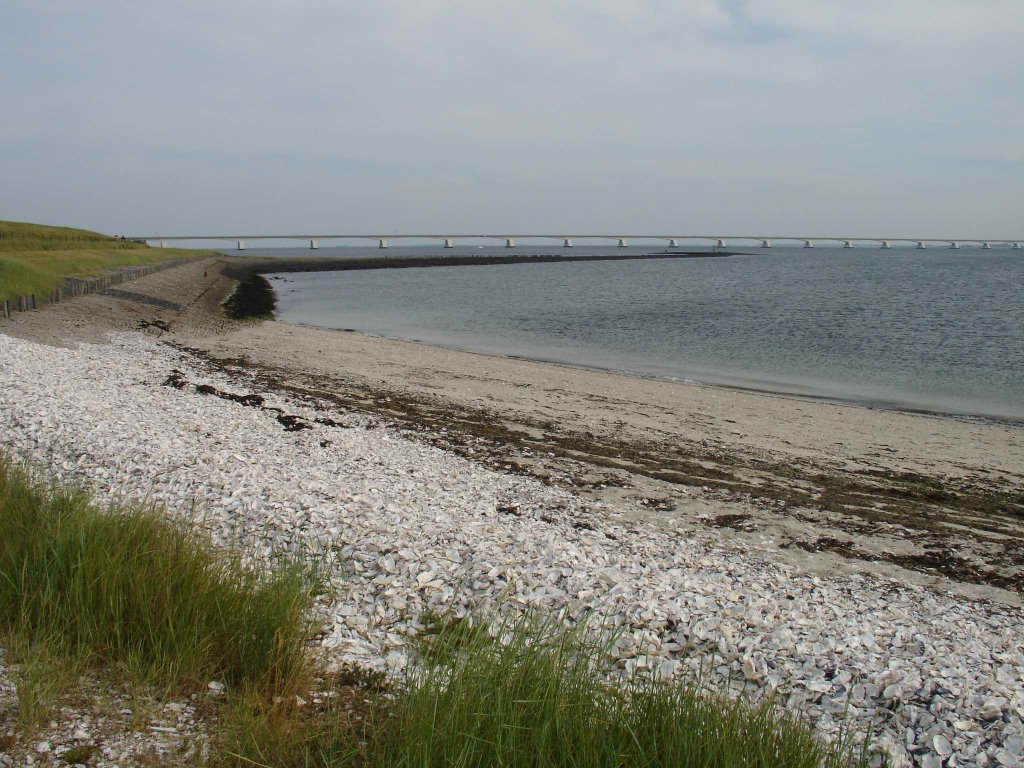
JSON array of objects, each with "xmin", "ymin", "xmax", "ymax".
[{"xmin": 0, "ymin": 331, "xmax": 1021, "ymax": 768}]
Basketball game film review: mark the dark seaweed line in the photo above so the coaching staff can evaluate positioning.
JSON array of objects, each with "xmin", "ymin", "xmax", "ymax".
[{"xmin": 175, "ymin": 344, "xmax": 1024, "ymax": 593}]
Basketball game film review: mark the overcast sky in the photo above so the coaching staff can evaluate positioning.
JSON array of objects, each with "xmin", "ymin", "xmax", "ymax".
[{"xmin": 2, "ymin": 1, "xmax": 1022, "ymax": 238}]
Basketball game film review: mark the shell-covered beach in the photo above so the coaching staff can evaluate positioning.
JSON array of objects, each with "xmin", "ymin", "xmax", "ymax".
[{"xmin": 1, "ymin": 257, "xmax": 1022, "ymax": 767}]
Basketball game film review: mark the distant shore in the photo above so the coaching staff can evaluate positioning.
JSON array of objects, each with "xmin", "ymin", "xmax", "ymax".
[
  {"xmin": 221, "ymin": 249, "xmax": 746, "ymax": 277},
  {"xmin": 215, "ymin": 249, "xmax": 749, "ymax": 323}
]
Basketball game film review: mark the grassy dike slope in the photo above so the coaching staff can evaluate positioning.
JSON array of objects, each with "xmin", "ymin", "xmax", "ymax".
[{"xmin": 0, "ymin": 220, "xmax": 210, "ymax": 302}]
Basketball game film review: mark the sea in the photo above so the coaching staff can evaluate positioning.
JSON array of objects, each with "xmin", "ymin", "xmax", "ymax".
[{"xmin": 260, "ymin": 244, "xmax": 1024, "ymax": 422}]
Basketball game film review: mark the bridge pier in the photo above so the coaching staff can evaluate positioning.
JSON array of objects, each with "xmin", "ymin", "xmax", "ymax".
[
  {"xmin": 443, "ymin": 238, "xmax": 454, "ymax": 249},
  {"xmin": 378, "ymin": 239, "xmax": 389, "ymax": 249},
  {"xmin": 881, "ymin": 241, "xmax": 891, "ymax": 249},
  {"xmin": 310, "ymin": 239, "xmax": 318, "ymax": 250},
  {"xmin": 803, "ymin": 240, "xmax": 814, "ymax": 248},
  {"xmin": 563, "ymin": 238, "xmax": 573, "ymax": 248},
  {"xmin": 761, "ymin": 239, "xmax": 772, "ymax": 248},
  {"xmin": 617, "ymin": 238, "xmax": 628, "ymax": 248},
  {"xmin": 505, "ymin": 238, "xmax": 515, "ymax": 248},
  {"xmin": 237, "ymin": 240, "xmax": 246, "ymax": 251}
]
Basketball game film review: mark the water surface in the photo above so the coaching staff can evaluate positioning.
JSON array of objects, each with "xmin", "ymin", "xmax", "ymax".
[{"xmin": 266, "ymin": 245, "xmax": 1024, "ymax": 420}]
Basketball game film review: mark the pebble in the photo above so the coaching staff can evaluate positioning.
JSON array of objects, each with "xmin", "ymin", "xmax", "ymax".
[{"xmin": 0, "ymin": 331, "xmax": 1022, "ymax": 768}]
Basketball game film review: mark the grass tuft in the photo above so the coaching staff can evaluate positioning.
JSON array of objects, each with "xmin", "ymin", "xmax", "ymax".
[
  {"xmin": 218, "ymin": 612, "xmax": 865, "ymax": 768},
  {"xmin": 4, "ymin": 635, "xmax": 86, "ymax": 728},
  {"xmin": 61, "ymin": 745, "xmax": 100, "ymax": 764},
  {"xmin": 0, "ymin": 456, "xmax": 313, "ymax": 694},
  {"xmin": 365, "ymin": 612, "xmax": 861, "ymax": 768}
]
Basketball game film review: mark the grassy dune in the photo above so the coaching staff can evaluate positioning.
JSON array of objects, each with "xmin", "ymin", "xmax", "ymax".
[
  {"xmin": 0, "ymin": 220, "xmax": 210, "ymax": 302},
  {"xmin": 0, "ymin": 456, "xmax": 865, "ymax": 766}
]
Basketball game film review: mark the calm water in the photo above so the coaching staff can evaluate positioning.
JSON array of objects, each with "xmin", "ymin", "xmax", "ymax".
[{"xmin": 266, "ymin": 245, "xmax": 1024, "ymax": 421}]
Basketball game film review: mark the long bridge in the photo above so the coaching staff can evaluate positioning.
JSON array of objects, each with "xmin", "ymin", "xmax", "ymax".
[{"xmin": 128, "ymin": 234, "xmax": 1024, "ymax": 251}]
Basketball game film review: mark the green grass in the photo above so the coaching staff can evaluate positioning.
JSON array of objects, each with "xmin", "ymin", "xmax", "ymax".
[
  {"xmin": 0, "ymin": 455, "xmax": 313, "ymax": 693},
  {"xmin": 218, "ymin": 613, "xmax": 865, "ymax": 768},
  {"xmin": 0, "ymin": 220, "xmax": 210, "ymax": 302},
  {"xmin": 0, "ymin": 220, "xmax": 134, "ymax": 250},
  {"xmin": 368, "ymin": 613, "xmax": 862, "ymax": 768},
  {"xmin": 3, "ymin": 634, "xmax": 87, "ymax": 727}
]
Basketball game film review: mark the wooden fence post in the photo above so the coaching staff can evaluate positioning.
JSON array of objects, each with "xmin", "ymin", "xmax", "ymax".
[{"xmin": 2, "ymin": 258, "xmax": 192, "ymax": 318}]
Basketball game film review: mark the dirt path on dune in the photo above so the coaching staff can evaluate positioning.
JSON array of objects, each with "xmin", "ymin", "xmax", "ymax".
[{"xmin": 3, "ymin": 256, "xmax": 1022, "ymax": 604}]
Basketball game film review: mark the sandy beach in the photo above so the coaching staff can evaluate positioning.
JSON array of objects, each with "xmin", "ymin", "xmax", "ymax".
[{"xmin": 1, "ymin": 255, "xmax": 1022, "ymax": 766}]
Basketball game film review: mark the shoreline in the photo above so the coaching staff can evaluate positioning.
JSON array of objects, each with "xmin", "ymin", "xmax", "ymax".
[
  {"xmin": 2, "ymin": 256, "xmax": 1023, "ymax": 765},
  {"xmin": 284, "ymin": 318, "xmax": 1024, "ymax": 428},
  {"xmin": 254, "ymin": 252, "xmax": 1024, "ymax": 426},
  {"xmin": 2, "ymin": 256, "xmax": 1021, "ymax": 599}
]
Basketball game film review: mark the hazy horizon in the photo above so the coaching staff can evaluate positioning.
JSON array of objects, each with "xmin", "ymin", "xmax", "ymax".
[{"xmin": 2, "ymin": 1, "xmax": 1022, "ymax": 237}]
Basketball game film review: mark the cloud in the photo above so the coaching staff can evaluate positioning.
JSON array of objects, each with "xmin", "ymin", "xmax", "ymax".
[{"xmin": 1, "ymin": 1, "xmax": 1021, "ymax": 235}]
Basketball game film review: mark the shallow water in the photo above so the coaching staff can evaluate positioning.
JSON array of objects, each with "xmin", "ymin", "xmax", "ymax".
[{"xmin": 265, "ymin": 245, "xmax": 1024, "ymax": 420}]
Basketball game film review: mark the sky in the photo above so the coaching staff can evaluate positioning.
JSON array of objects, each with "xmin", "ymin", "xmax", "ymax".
[{"xmin": 1, "ymin": 0, "xmax": 1022, "ymax": 239}]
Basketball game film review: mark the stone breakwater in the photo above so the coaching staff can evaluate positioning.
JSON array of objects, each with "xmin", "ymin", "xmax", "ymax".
[{"xmin": 0, "ymin": 332, "xmax": 1021, "ymax": 768}]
